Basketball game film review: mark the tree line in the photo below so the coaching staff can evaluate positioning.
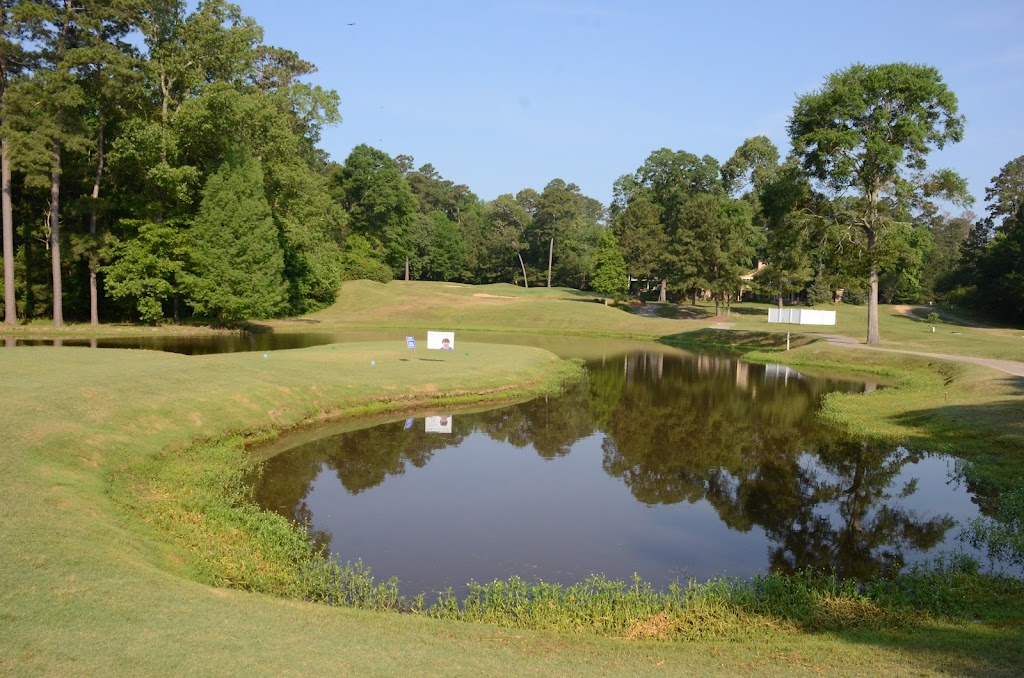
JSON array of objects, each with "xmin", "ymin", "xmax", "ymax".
[{"xmin": 1, "ymin": 2, "xmax": 1021, "ymax": 340}]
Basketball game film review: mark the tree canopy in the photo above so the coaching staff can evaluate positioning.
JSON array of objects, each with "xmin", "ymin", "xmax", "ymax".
[{"xmin": 789, "ymin": 62, "xmax": 969, "ymax": 343}]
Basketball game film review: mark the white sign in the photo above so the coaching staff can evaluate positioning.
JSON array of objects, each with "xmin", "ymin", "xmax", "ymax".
[
  {"xmin": 425, "ymin": 415, "xmax": 452, "ymax": 433},
  {"xmin": 768, "ymin": 309, "xmax": 836, "ymax": 325},
  {"xmin": 427, "ymin": 330, "xmax": 455, "ymax": 350}
]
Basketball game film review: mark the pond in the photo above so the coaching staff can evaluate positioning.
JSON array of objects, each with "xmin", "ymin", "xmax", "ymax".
[
  {"xmin": 250, "ymin": 346, "xmax": 995, "ymax": 597},
  {"xmin": 7, "ymin": 329, "xmax": 1005, "ymax": 594}
]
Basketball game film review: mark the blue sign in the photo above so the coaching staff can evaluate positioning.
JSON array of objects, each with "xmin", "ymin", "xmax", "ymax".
[{"xmin": 406, "ymin": 336, "xmax": 416, "ymax": 349}]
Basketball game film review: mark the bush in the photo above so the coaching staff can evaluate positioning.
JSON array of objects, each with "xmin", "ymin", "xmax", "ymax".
[
  {"xmin": 805, "ymin": 279, "xmax": 832, "ymax": 306},
  {"xmin": 339, "ymin": 234, "xmax": 393, "ymax": 283},
  {"xmin": 840, "ymin": 285, "xmax": 867, "ymax": 305}
]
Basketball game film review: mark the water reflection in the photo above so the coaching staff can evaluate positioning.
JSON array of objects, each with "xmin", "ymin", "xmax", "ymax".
[
  {"xmin": 2, "ymin": 332, "xmax": 343, "ymax": 354},
  {"xmin": 253, "ymin": 350, "xmax": 980, "ymax": 595}
]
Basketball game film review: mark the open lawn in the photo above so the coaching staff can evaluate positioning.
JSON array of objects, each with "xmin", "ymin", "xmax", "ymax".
[
  {"xmin": 3, "ymin": 282, "xmax": 1024, "ymax": 676},
  {"xmin": 261, "ymin": 281, "xmax": 1024, "ymax": 362}
]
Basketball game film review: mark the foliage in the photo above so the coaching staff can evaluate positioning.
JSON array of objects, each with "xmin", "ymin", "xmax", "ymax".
[
  {"xmin": 338, "ymin": 233, "xmax": 392, "ymax": 283},
  {"xmin": 805, "ymin": 278, "xmax": 832, "ymax": 306},
  {"xmin": 789, "ymin": 62, "xmax": 969, "ymax": 343},
  {"xmin": 103, "ymin": 219, "xmax": 189, "ymax": 323},
  {"xmin": 185, "ymin": 153, "xmax": 287, "ymax": 322},
  {"xmin": 332, "ymin": 144, "xmax": 418, "ymax": 276},
  {"xmin": 591, "ymin": 229, "xmax": 627, "ymax": 295}
]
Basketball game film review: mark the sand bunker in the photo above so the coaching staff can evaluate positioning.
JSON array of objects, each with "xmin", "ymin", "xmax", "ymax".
[{"xmin": 473, "ymin": 293, "xmax": 518, "ymax": 299}]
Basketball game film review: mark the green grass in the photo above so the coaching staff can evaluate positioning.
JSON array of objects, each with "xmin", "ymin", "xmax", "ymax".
[
  {"xmin": 267, "ymin": 281, "xmax": 1024, "ymax": 361},
  {"xmin": 3, "ymin": 282, "xmax": 1024, "ymax": 676}
]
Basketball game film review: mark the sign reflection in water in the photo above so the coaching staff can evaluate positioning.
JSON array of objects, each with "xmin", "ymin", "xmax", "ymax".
[{"xmin": 252, "ymin": 350, "xmax": 985, "ymax": 597}]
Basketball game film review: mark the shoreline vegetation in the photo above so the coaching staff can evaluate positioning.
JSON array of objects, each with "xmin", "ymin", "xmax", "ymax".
[{"xmin": 3, "ymin": 281, "xmax": 1024, "ymax": 675}]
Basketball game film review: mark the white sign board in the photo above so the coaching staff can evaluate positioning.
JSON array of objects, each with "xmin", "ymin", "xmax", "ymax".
[
  {"xmin": 427, "ymin": 330, "xmax": 455, "ymax": 350},
  {"xmin": 768, "ymin": 309, "xmax": 836, "ymax": 325},
  {"xmin": 425, "ymin": 415, "xmax": 452, "ymax": 433}
]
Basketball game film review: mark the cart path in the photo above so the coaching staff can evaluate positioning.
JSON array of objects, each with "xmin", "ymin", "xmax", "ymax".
[{"xmin": 806, "ymin": 332, "xmax": 1024, "ymax": 377}]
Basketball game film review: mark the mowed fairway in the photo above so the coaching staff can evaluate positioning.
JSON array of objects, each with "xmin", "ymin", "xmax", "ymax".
[
  {"xmin": 2, "ymin": 284, "xmax": 1024, "ymax": 676},
  {"xmin": 278, "ymin": 280, "xmax": 1024, "ymax": 362}
]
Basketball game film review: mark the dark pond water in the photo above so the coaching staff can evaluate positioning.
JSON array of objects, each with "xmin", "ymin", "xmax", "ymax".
[
  {"xmin": 2, "ymin": 332, "xmax": 345, "ymax": 354},
  {"xmin": 251, "ymin": 348, "xmax": 993, "ymax": 597}
]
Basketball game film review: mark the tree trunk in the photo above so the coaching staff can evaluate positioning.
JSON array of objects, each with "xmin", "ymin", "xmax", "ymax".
[
  {"xmin": 50, "ymin": 139, "xmax": 63, "ymax": 327},
  {"xmin": 715, "ymin": 294, "xmax": 721, "ymax": 317},
  {"xmin": 866, "ymin": 228, "xmax": 880, "ymax": 345},
  {"xmin": 517, "ymin": 251, "xmax": 528, "ymax": 288},
  {"xmin": 88, "ymin": 113, "xmax": 104, "ymax": 326},
  {"xmin": 22, "ymin": 207, "xmax": 32, "ymax": 318},
  {"xmin": 658, "ymin": 278, "xmax": 666, "ymax": 302},
  {"xmin": 2, "ymin": 135, "xmax": 14, "ymax": 325},
  {"xmin": 546, "ymin": 237, "xmax": 553, "ymax": 288},
  {"xmin": 405, "ymin": 255, "xmax": 409, "ymax": 281}
]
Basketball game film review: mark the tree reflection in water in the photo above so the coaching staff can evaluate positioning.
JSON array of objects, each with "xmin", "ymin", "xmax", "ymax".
[{"xmin": 253, "ymin": 349, "xmax": 966, "ymax": 585}]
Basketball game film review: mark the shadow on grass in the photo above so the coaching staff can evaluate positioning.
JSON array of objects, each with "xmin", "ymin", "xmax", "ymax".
[
  {"xmin": 826, "ymin": 615, "xmax": 1024, "ymax": 676},
  {"xmin": 889, "ymin": 387, "xmax": 1024, "ymax": 485},
  {"xmin": 655, "ymin": 304, "xmax": 713, "ymax": 320},
  {"xmin": 728, "ymin": 305, "xmax": 772, "ymax": 317},
  {"xmin": 658, "ymin": 328, "xmax": 820, "ymax": 352},
  {"xmin": 234, "ymin": 321, "xmax": 274, "ymax": 334}
]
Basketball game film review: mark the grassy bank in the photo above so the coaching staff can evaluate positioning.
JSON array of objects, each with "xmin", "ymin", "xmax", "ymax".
[{"xmin": 4, "ymin": 282, "xmax": 1024, "ymax": 675}]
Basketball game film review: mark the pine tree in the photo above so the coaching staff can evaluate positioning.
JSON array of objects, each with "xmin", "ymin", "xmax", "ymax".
[
  {"xmin": 591, "ymin": 229, "xmax": 628, "ymax": 296},
  {"xmin": 187, "ymin": 152, "xmax": 287, "ymax": 322}
]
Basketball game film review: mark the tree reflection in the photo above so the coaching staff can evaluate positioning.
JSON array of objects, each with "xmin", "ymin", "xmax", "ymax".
[{"xmin": 253, "ymin": 349, "xmax": 958, "ymax": 580}]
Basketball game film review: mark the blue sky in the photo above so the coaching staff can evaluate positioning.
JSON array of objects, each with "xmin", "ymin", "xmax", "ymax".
[{"xmin": 238, "ymin": 0, "xmax": 1023, "ymax": 212}]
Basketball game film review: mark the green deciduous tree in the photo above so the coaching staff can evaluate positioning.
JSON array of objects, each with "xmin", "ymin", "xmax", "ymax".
[
  {"xmin": 332, "ymin": 145, "xmax": 418, "ymax": 278},
  {"xmin": 186, "ymin": 152, "xmax": 286, "ymax": 322},
  {"xmin": 103, "ymin": 218, "xmax": 187, "ymax": 323},
  {"xmin": 481, "ymin": 193, "xmax": 532, "ymax": 286},
  {"xmin": 789, "ymin": 62, "xmax": 968, "ymax": 344}
]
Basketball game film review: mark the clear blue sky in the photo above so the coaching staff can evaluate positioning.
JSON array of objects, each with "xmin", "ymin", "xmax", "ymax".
[{"xmin": 237, "ymin": 0, "xmax": 1023, "ymax": 212}]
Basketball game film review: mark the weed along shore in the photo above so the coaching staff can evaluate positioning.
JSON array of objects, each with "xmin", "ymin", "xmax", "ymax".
[{"xmin": 3, "ymin": 284, "xmax": 1024, "ymax": 676}]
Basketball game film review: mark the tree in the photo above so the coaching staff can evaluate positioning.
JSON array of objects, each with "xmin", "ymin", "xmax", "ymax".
[
  {"xmin": 338, "ymin": 233, "xmax": 391, "ymax": 283},
  {"xmin": 103, "ymin": 218, "xmax": 187, "ymax": 323},
  {"xmin": 481, "ymin": 193, "xmax": 532, "ymax": 285},
  {"xmin": 415, "ymin": 210, "xmax": 466, "ymax": 281},
  {"xmin": 611, "ymin": 191, "xmax": 664, "ymax": 291},
  {"xmin": 622, "ymin": 148, "xmax": 723, "ymax": 302},
  {"xmin": 532, "ymin": 179, "xmax": 578, "ymax": 288},
  {"xmin": 789, "ymin": 62, "xmax": 968, "ymax": 344},
  {"xmin": 682, "ymin": 193, "xmax": 760, "ymax": 315},
  {"xmin": 332, "ymin": 145, "xmax": 418, "ymax": 278},
  {"xmin": 591, "ymin": 229, "xmax": 627, "ymax": 296},
  {"xmin": 0, "ymin": 0, "xmax": 40, "ymax": 325},
  {"xmin": 186, "ymin": 152, "xmax": 286, "ymax": 322},
  {"xmin": 985, "ymin": 155, "xmax": 1024, "ymax": 228},
  {"xmin": 758, "ymin": 160, "xmax": 818, "ymax": 307}
]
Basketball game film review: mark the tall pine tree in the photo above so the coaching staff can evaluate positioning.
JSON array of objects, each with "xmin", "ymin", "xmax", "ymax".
[{"xmin": 186, "ymin": 151, "xmax": 286, "ymax": 322}]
